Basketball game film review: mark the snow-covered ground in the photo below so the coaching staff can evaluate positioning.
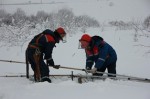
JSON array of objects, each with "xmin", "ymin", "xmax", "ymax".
[{"xmin": 0, "ymin": 0, "xmax": 150, "ymax": 99}]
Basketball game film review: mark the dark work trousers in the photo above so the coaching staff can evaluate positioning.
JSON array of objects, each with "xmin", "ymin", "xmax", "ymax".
[
  {"xmin": 26, "ymin": 48, "xmax": 49, "ymax": 78},
  {"xmin": 93, "ymin": 62, "xmax": 116, "ymax": 77}
]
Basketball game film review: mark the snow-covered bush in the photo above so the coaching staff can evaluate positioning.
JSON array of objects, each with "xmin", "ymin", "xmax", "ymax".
[
  {"xmin": 143, "ymin": 16, "xmax": 150, "ymax": 31},
  {"xmin": 0, "ymin": 8, "xmax": 100, "ymax": 47},
  {"xmin": 0, "ymin": 9, "xmax": 13, "ymax": 26},
  {"xmin": 109, "ymin": 20, "xmax": 134, "ymax": 30},
  {"xmin": 12, "ymin": 8, "xmax": 27, "ymax": 27}
]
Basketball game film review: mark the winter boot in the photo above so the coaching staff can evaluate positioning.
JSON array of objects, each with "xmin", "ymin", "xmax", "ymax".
[{"xmin": 41, "ymin": 76, "xmax": 51, "ymax": 83}]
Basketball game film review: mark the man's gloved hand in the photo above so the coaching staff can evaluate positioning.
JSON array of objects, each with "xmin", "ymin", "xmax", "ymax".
[
  {"xmin": 87, "ymin": 67, "xmax": 97, "ymax": 74},
  {"xmin": 84, "ymin": 66, "xmax": 91, "ymax": 73},
  {"xmin": 47, "ymin": 59, "xmax": 54, "ymax": 66},
  {"xmin": 53, "ymin": 65, "xmax": 60, "ymax": 69},
  {"xmin": 86, "ymin": 66, "xmax": 91, "ymax": 70}
]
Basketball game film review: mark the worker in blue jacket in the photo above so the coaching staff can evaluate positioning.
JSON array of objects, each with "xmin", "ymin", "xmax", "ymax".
[
  {"xmin": 26, "ymin": 27, "xmax": 66, "ymax": 83},
  {"xmin": 79, "ymin": 34, "xmax": 117, "ymax": 77}
]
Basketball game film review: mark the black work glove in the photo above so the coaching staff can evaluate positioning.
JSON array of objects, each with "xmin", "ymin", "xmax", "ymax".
[
  {"xmin": 53, "ymin": 65, "xmax": 60, "ymax": 69},
  {"xmin": 47, "ymin": 59, "xmax": 54, "ymax": 66}
]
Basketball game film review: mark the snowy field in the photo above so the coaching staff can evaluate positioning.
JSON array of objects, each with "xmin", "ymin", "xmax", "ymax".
[{"xmin": 0, "ymin": 0, "xmax": 150, "ymax": 99}]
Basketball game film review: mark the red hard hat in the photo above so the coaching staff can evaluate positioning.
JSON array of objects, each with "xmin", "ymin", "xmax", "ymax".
[
  {"xmin": 56, "ymin": 27, "xmax": 66, "ymax": 35},
  {"xmin": 79, "ymin": 34, "xmax": 91, "ymax": 42}
]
